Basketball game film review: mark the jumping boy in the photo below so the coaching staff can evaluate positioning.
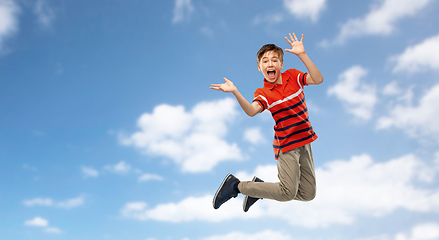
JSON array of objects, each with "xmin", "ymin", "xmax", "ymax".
[{"xmin": 210, "ymin": 32, "xmax": 323, "ymax": 212}]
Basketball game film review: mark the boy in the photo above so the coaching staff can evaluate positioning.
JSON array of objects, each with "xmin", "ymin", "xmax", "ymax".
[{"xmin": 210, "ymin": 33, "xmax": 323, "ymax": 212}]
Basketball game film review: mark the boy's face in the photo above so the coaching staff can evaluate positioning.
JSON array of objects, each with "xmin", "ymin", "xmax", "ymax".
[{"xmin": 258, "ymin": 50, "xmax": 283, "ymax": 84}]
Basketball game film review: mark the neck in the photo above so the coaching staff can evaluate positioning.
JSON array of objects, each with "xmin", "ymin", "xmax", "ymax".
[{"xmin": 276, "ymin": 74, "xmax": 283, "ymax": 84}]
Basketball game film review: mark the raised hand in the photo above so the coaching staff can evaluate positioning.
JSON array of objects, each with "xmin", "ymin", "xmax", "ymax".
[
  {"xmin": 284, "ymin": 33, "xmax": 305, "ymax": 56},
  {"xmin": 210, "ymin": 77, "xmax": 237, "ymax": 93}
]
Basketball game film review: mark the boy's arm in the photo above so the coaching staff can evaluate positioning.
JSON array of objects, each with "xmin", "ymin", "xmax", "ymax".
[
  {"xmin": 210, "ymin": 78, "xmax": 262, "ymax": 117},
  {"xmin": 285, "ymin": 33, "xmax": 323, "ymax": 85}
]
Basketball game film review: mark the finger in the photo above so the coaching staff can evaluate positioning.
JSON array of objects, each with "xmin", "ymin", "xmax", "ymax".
[
  {"xmin": 285, "ymin": 36, "xmax": 293, "ymax": 45},
  {"xmin": 210, "ymin": 86, "xmax": 224, "ymax": 91},
  {"xmin": 293, "ymin": 33, "xmax": 298, "ymax": 42},
  {"xmin": 301, "ymin": 34, "xmax": 304, "ymax": 42},
  {"xmin": 289, "ymin": 33, "xmax": 294, "ymax": 42}
]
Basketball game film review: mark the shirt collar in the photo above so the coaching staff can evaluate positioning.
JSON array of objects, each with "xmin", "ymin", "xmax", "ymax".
[{"xmin": 263, "ymin": 79, "xmax": 276, "ymax": 90}]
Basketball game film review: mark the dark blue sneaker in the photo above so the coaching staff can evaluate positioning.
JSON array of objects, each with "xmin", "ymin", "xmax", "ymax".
[
  {"xmin": 213, "ymin": 173, "xmax": 240, "ymax": 209},
  {"xmin": 243, "ymin": 176, "xmax": 264, "ymax": 212}
]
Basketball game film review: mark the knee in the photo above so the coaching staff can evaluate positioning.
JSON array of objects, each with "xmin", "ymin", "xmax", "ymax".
[
  {"xmin": 283, "ymin": 192, "xmax": 296, "ymax": 201},
  {"xmin": 279, "ymin": 186, "xmax": 298, "ymax": 202},
  {"xmin": 302, "ymin": 188, "xmax": 316, "ymax": 202}
]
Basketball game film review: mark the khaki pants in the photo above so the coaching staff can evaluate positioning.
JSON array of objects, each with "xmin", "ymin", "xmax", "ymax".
[{"xmin": 238, "ymin": 143, "xmax": 316, "ymax": 202}]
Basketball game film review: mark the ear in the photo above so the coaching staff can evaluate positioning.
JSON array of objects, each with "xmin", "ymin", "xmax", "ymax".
[
  {"xmin": 280, "ymin": 61, "xmax": 283, "ymax": 70},
  {"xmin": 257, "ymin": 62, "xmax": 262, "ymax": 72}
]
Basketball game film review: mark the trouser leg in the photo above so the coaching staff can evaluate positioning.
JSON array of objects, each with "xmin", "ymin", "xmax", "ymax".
[
  {"xmin": 238, "ymin": 143, "xmax": 316, "ymax": 202},
  {"xmin": 293, "ymin": 143, "xmax": 316, "ymax": 201}
]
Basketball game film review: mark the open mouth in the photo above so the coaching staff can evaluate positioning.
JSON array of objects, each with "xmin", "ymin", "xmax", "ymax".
[{"xmin": 267, "ymin": 70, "xmax": 276, "ymax": 79}]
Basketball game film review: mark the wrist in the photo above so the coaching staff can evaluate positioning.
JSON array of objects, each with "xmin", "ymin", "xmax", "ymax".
[
  {"xmin": 297, "ymin": 52, "xmax": 308, "ymax": 59},
  {"xmin": 231, "ymin": 86, "xmax": 239, "ymax": 95}
]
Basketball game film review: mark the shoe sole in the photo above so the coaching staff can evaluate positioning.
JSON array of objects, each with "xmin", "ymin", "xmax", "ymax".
[
  {"xmin": 243, "ymin": 176, "xmax": 264, "ymax": 212},
  {"xmin": 213, "ymin": 173, "xmax": 233, "ymax": 209}
]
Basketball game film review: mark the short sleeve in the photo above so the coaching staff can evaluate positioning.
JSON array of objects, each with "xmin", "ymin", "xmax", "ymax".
[
  {"xmin": 253, "ymin": 89, "xmax": 267, "ymax": 112},
  {"xmin": 285, "ymin": 69, "xmax": 307, "ymax": 87},
  {"xmin": 301, "ymin": 72, "xmax": 308, "ymax": 86}
]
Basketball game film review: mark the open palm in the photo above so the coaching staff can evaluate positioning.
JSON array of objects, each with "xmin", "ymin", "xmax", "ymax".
[
  {"xmin": 285, "ymin": 33, "xmax": 305, "ymax": 56},
  {"xmin": 210, "ymin": 78, "xmax": 236, "ymax": 93}
]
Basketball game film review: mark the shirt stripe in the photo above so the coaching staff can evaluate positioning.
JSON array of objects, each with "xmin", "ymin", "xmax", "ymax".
[
  {"xmin": 273, "ymin": 132, "xmax": 316, "ymax": 149},
  {"xmin": 267, "ymin": 88, "xmax": 302, "ymax": 110},
  {"xmin": 271, "ymin": 98, "xmax": 305, "ymax": 117},
  {"xmin": 275, "ymin": 107, "xmax": 308, "ymax": 125},
  {"xmin": 275, "ymin": 127, "xmax": 313, "ymax": 140},
  {"xmin": 274, "ymin": 119, "xmax": 309, "ymax": 132}
]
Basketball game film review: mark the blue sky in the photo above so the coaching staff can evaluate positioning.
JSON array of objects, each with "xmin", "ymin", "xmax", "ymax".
[{"xmin": 1, "ymin": 0, "xmax": 439, "ymax": 239}]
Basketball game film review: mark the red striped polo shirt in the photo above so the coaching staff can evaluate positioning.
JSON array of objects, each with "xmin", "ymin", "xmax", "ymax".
[{"xmin": 253, "ymin": 69, "xmax": 318, "ymax": 159}]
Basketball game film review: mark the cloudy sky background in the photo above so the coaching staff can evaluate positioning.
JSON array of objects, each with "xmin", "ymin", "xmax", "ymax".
[{"xmin": 1, "ymin": 0, "xmax": 439, "ymax": 239}]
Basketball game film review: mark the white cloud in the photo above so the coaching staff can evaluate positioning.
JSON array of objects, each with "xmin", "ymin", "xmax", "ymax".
[
  {"xmin": 328, "ymin": 66, "xmax": 377, "ymax": 120},
  {"xmin": 121, "ymin": 153, "xmax": 439, "ymax": 228},
  {"xmin": 322, "ymin": 0, "xmax": 433, "ymax": 46},
  {"xmin": 408, "ymin": 222, "xmax": 439, "ymax": 240},
  {"xmin": 390, "ymin": 34, "xmax": 439, "ymax": 73},
  {"xmin": 172, "ymin": 0, "xmax": 194, "ymax": 23},
  {"xmin": 120, "ymin": 195, "xmax": 244, "ymax": 223},
  {"xmin": 0, "ymin": 0, "xmax": 20, "ymax": 53},
  {"xmin": 104, "ymin": 161, "xmax": 133, "ymax": 175},
  {"xmin": 283, "ymin": 0, "xmax": 326, "ymax": 23},
  {"xmin": 254, "ymin": 0, "xmax": 326, "ymax": 26},
  {"xmin": 382, "ymin": 81, "xmax": 401, "ymax": 96},
  {"xmin": 240, "ymin": 153, "xmax": 439, "ymax": 228},
  {"xmin": 120, "ymin": 98, "xmax": 243, "ymax": 173},
  {"xmin": 81, "ymin": 166, "xmax": 99, "ymax": 178},
  {"xmin": 33, "ymin": 0, "xmax": 55, "ymax": 28},
  {"xmin": 202, "ymin": 230, "xmax": 294, "ymax": 240},
  {"xmin": 377, "ymin": 83, "xmax": 439, "ymax": 142},
  {"xmin": 24, "ymin": 217, "xmax": 63, "ymax": 234},
  {"xmin": 310, "ymin": 154, "xmax": 438, "ymax": 222},
  {"xmin": 359, "ymin": 222, "xmax": 439, "ymax": 240},
  {"xmin": 83, "ymin": 162, "xmax": 160, "ymax": 181},
  {"xmin": 44, "ymin": 227, "xmax": 62, "ymax": 234},
  {"xmin": 23, "ymin": 198, "xmax": 53, "ymax": 207},
  {"xmin": 24, "ymin": 217, "xmax": 48, "ymax": 227},
  {"xmin": 243, "ymin": 127, "xmax": 266, "ymax": 145},
  {"xmin": 56, "ymin": 196, "xmax": 84, "ymax": 208},
  {"xmin": 138, "ymin": 173, "xmax": 164, "ymax": 182},
  {"xmin": 23, "ymin": 196, "xmax": 84, "ymax": 209}
]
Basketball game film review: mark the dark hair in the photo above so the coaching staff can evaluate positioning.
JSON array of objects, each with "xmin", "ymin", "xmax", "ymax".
[{"xmin": 257, "ymin": 44, "xmax": 284, "ymax": 63}]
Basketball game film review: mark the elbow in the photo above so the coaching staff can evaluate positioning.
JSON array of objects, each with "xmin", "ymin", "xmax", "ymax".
[
  {"xmin": 313, "ymin": 76, "xmax": 323, "ymax": 85},
  {"xmin": 246, "ymin": 110, "xmax": 259, "ymax": 117},
  {"xmin": 245, "ymin": 104, "xmax": 262, "ymax": 117},
  {"xmin": 308, "ymin": 75, "xmax": 323, "ymax": 85}
]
